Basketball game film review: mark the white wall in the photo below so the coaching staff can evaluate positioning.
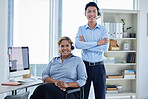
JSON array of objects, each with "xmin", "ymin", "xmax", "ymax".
[
  {"xmin": 138, "ymin": 0, "xmax": 148, "ymax": 98},
  {"xmin": 0, "ymin": 0, "xmax": 8, "ymax": 98}
]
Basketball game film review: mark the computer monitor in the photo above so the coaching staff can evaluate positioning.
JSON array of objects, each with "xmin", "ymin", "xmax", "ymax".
[{"xmin": 8, "ymin": 47, "xmax": 30, "ymax": 78}]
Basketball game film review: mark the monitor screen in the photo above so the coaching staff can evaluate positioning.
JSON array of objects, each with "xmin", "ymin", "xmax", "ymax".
[{"xmin": 8, "ymin": 47, "xmax": 30, "ymax": 78}]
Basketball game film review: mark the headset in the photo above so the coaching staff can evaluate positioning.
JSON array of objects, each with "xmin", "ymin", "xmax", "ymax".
[
  {"xmin": 65, "ymin": 37, "xmax": 74, "ymax": 50},
  {"xmin": 97, "ymin": 7, "xmax": 101, "ymax": 18},
  {"xmin": 71, "ymin": 44, "xmax": 74, "ymax": 50}
]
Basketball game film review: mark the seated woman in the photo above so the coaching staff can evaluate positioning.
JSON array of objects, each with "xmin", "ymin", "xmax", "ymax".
[{"xmin": 30, "ymin": 37, "xmax": 87, "ymax": 99}]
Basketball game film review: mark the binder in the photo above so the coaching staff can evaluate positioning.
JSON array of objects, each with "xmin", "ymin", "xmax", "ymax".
[{"xmin": 1, "ymin": 82, "xmax": 22, "ymax": 86}]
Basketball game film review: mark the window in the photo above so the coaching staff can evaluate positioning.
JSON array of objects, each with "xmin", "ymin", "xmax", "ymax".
[
  {"xmin": 13, "ymin": 0, "xmax": 49, "ymax": 64},
  {"xmin": 8, "ymin": 0, "xmax": 50, "ymax": 76}
]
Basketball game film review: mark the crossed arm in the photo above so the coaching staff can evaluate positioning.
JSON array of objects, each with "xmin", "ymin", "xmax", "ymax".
[
  {"xmin": 77, "ymin": 35, "xmax": 109, "ymax": 52},
  {"xmin": 79, "ymin": 35, "xmax": 109, "ymax": 46}
]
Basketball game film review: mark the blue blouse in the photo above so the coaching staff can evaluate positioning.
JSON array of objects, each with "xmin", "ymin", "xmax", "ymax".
[{"xmin": 42, "ymin": 54, "xmax": 87, "ymax": 87}]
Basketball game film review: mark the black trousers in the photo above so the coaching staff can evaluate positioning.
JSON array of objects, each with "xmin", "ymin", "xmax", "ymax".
[
  {"xmin": 30, "ymin": 83, "xmax": 79, "ymax": 99},
  {"xmin": 84, "ymin": 61, "xmax": 106, "ymax": 99}
]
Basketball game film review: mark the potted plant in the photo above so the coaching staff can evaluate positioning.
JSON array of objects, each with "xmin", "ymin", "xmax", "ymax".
[{"xmin": 121, "ymin": 19, "xmax": 132, "ymax": 38}]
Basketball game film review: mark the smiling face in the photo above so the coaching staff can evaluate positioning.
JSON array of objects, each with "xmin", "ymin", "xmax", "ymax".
[
  {"xmin": 59, "ymin": 40, "xmax": 72, "ymax": 57},
  {"xmin": 85, "ymin": 6, "xmax": 98, "ymax": 22}
]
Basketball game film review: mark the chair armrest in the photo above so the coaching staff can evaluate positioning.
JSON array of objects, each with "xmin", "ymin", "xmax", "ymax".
[
  {"xmin": 65, "ymin": 86, "xmax": 84, "ymax": 99},
  {"xmin": 66, "ymin": 87, "xmax": 81, "ymax": 94}
]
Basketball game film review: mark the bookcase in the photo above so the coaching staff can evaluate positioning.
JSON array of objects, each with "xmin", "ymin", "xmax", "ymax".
[{"xmin": 101, "ymin": 9, "xmax": 139, "ymax": 98}]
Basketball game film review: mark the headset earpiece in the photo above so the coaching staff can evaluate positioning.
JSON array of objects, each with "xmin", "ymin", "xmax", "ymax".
[
  {"xmin": 71, "ymin": 46, "xmax": 74, "ymax": 50},
  {"xmin": 71, "ymin": 44, "xmax": 74, "ymax": 50},
  {"xmin": 97, "ymin": 8, "xmax": 101, "ymax": 18}
]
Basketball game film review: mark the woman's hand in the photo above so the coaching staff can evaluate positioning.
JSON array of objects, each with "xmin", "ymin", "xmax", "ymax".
[
  {"xmin": 53, "ymin": 80, "xmax": 58, "ymax": 86},
  {"xmin": 57, "ymin": 80, "xmax": 69, "ymax": 91}
]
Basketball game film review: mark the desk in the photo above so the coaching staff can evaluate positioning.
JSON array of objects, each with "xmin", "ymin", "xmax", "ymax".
[{"xmin": 0, "ymin": 79, "xmax": 43, "ymax": 95}]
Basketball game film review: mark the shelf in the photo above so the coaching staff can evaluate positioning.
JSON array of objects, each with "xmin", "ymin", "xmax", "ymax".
[
  {"xmin": 109, "ymin": 38, "xmax": 136, "ymax": 40},
  {"xmin": 106, "ymin": 92, "xmax": 136, "ymax": 97},
  {"xmin": 105, "ymin": 63, "xmax": 136, "ymax": 66},
  {"xmin": 102, "ymin": 9, "xmax": 138, "ymax": 98},
  {"xmin": 106, "ymin": 78, "xmax": 136, "ymax": 80},
  {"xmin": 101, "ymin": 9, "xmax": 139, "ymax": 14},
  {"xmin": 105, "ymin": 51, "xmax": 136, "ymax": 52}
]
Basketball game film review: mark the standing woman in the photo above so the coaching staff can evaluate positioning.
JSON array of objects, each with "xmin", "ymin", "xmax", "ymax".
[
  {"xmin": 75, "ymin": 2, "xmax": 109, "ymax": 99},
  {"xmin": 30, "ymin": 37, "xmax": 87, "ymax": 99}
]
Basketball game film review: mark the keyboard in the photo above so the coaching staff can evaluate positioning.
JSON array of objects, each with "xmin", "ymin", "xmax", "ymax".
[{"xmin": 14, "ymin": 78, "xmax": 36, "ymax": 83}]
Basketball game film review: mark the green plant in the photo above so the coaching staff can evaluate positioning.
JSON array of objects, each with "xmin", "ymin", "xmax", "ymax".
[
  {"xmin": 126, "ymin": 27, "xmax": 132, "ymax": 31},
  {"xmin": 121, "ymin": 19, "xmax": 132, "ymax": 32}
]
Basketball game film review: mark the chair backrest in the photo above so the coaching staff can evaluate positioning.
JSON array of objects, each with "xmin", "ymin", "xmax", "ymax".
[{"xmin": 4, "ymin": 91, "xmax": 30, "ymax": 99}]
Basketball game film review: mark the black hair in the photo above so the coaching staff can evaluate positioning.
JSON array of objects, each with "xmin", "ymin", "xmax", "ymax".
[{"xmin": 85, "ymin": 2, "xmax": 101, "ymax": 17}]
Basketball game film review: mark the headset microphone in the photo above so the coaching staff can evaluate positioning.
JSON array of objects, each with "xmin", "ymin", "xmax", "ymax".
[{"xmin": 97, "ymin": 15, "xmax": 101, "ymax": 19}]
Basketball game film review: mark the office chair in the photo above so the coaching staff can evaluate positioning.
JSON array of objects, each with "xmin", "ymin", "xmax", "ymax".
[
  {"xmin": 4, "ymin": 91, "xmax": 30, "ymax": 99},
  {"xmin": 65, "ymin": 86, "xmax": 84, "ymax": 99}
]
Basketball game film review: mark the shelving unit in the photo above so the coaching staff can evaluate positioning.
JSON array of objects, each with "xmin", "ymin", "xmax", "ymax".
[
  {"xmin": 105, "ymin": 51, "xmax": 136, "ymax": 52},
  {"xmin": 106, "ymin": 92, "xmax": 136, "ymax": 97},
  {"xmin": 106, "ymin": 78, "xmax": 136, "ymax": 81},
  {"xmin": 105, "ymin": 63, "xmax": 136, "ymax": 66},
  {"xmin": 101, "ymin": 9, "xmax": 139, "ymax": 98}
]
